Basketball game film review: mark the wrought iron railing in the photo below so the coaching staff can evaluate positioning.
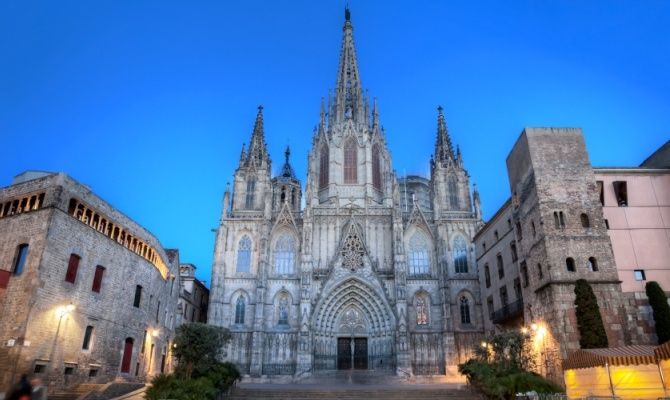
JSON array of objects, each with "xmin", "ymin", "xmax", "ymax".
[
  {"xmin": 368, "ymin": 355, "xmax": 396, "ymax": 370},
  {"xmin": 492, "ymin": 298, "xmax": 524, "ymax": 324},
  {"xmin": 313, "ymin": 355, "xmax": 337, "ymax": 370},
  {"xmin": 412, "ymin": 362, "xmax": 445, "ymax": 375},
  {"xmin": 262, "ymin": 363, "xmax": 296, "ymax": 376}
]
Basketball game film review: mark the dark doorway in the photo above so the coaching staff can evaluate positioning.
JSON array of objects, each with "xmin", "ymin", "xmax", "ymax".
[
  {"xmin": 120, "ymin": 338, "xmax": 134, "ymax": 373},
  {"xmin": 353, "ymin": 338, "xmax": 368, "ymax": 369},
  {"xmin": 337, "ymin": 337, "xmax": 368, "ymax": 370},
  {"xmin": 337, "ymin": 338, "xmax": 351, "ymax": 369}
]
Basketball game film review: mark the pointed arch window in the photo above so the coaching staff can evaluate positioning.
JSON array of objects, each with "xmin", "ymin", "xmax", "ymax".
[
  {"xmin": 245, "ymin": 177, "xmax": 256, "ymax": 209},
  {"xmin": 416, "ymin": 295, "xmax": 429, "ymax": 325},
  {"xmin": 460, "ymin": 296, "xmax": 471, "ymax": 324},
  {"xmin": 448, "ymin": 176, "xmax": 459, "ymax": 209},
  {"xmin": 372, "ymin": 143, "xmax": 381, "ymax": 191},
  {"xmin": 344, "ymin": 139, "xmax": 357, "ymax": 184},
  {"xmin": 277, "ymin": 294, "xmax": 289, "ymax": 326},
  {"xmin": 274, "ymin": 234, "xmax": 295, "ymax": 274},
  {"xmin": 319, "ymin": 145, "xmax": 329, "ymax": 189},
  {"xmin": 453, "ymin": 236, "xmax": 468, "ymax": 273},
  {"xmin": 234, "ymin": 296, "xmax": 246, "ymax": 324},
  {"xmin": 408, "ymin": 232, "xmax": 430, "ymax": 276},
  {"xmin": 236, "ymin": 236, "xmax": 252, "ymax": 273}
]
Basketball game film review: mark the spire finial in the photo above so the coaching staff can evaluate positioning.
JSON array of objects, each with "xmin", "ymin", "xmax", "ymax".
[
  {"xmin": 345, "ymin": 5, "xmax": 351, "ymax": 21},
  {"xmin": 285, "ymin": 145, "xmax": 290, "ymax": 164}
]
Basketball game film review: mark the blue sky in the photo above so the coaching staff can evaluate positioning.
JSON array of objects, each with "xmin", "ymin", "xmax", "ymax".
[{"xmin": 1, "ymin": 1, "xmax": 668, "ymax": 285}]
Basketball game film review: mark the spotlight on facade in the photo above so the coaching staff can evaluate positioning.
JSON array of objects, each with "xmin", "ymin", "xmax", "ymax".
[
  {"xmin": 480, "ymin": 341, "xmax": 488, "ymax": 348},
  {"xmin": 521, "ymin": 327, "xmax": 528, "ymax": 335},
  {"xmin": 531, "ymin": 323, "xmax": 538, "ymax": 331},
  {"xmin": 151, "ymin": 329, "xmax": 160, "ymax": 338},
  {"xmin": 57, "ymin": 303, "xmax": 76, "ymax": 317}
]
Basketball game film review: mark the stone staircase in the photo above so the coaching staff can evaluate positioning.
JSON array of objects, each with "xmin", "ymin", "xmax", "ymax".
[
  {"xmin": 229, "ymin": 386, "xmax": 481, "ymax": 400},
  {"xmin": 49, "ymin": 383, "xmax": 105, "ymax": 400}
]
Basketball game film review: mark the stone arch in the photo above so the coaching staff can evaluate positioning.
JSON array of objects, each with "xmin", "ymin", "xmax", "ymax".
[
  {"xmin": 311, "ymin": 277, "xmax": 396, "ymax": 360},
  {"xmin": 412, "ymin": 289, "xmax": 432, "ymax": 327},
  {"xmin": 272, "ymin": 289, "xmax": 293, "ymax": 327},
  {"xmin": 455, "ymin": 289, "xmax": 476, "ymax": 327},
  {"xmin": 404, "ymin": 227, "xmax": 434, "ymax": 276}
]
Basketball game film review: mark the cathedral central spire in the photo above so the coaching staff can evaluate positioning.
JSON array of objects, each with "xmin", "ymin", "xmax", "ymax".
[{"xmin": 332, "ymin": 6, "xmax": 365, "ymax": 125}]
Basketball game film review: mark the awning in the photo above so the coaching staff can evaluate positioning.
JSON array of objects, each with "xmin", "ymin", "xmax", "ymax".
[{"xmin": 563, "ymin": 346, "xmax": 658, "ymax": 370}]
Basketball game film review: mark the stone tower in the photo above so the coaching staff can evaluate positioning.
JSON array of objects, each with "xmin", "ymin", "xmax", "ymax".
[{"xmin": 506, "ymin": 128, "xmax": 635, "ymax": 381}]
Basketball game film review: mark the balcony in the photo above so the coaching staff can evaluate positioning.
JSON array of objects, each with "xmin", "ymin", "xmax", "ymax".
[{"xmin": 492, "ymin": 298, "xmax": 524, "ymax": 324}]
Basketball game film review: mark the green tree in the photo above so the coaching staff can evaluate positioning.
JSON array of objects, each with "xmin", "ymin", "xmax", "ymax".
[
  {"xmin": 574, "ymin": 279, "xmax": 608, "ymax": 349},
  {"xmin": 173, "ymin": 322, "xmax": 231, "ymax": 378},
  {"xmin": 645, "ymin": 281, "xmax": 670, "ymax": 344}
]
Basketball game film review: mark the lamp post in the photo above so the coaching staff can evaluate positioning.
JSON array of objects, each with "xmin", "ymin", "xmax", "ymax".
[{"xmin": 50, "ymin": 303, "xmax": 75, "ymax": 373}]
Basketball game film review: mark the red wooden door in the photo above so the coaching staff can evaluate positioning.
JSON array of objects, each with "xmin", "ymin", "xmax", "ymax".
[{"xmin": 121, "ymin": 338, "xmax": 133, "ymax": 373}]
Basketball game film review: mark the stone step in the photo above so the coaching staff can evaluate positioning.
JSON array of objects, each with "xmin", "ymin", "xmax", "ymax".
[
  {"xmin": 49, "ymin": 383, "xmax": 105, "ymax": 400},
  {"xmin": 230, "ymin": 388, "xmax": 480, "ymax": 400}
]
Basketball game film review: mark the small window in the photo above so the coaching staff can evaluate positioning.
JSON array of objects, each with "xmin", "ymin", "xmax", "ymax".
[
  {"xmin": 516, "ymin": 222, "xmax": 523, "ymax": 240},
  {"xmin": 64, "ymin": 366, "xmax": 75, "ymax": 375},
  {"xmin": 604, "ymin": 219, "xmax": 610, "ymax": 229},
  {"xmin": 581, "ymin": 213, "xmax": 590, "ymax": 228},
  {"xmin": 91, "ymin": 265, "xmax": 105, "ymax": 293},
  {"xmin": 65, "ymin": 254, "xmax": 81, "ymax": 283},
  {"xmin": 133, "ymin": 285, "xmax": 142, "ymax": 308},
  {"xmin": 613, "ymin": 181, "xmax": 628, "ymax": 206},
  {"xmin": 494, "ymin": 230, "xmax": 499, "ymax": 241},
  {"xmin": 596, "ymin": 181, "xmax": 604, "ymax": 206},
  {"xmin": 484, "ymin": 264, "xmax": 491, "ymax": 288},
  {"xmin": 482, "ymin": 242, "xmax": 486, "ymax": 252},
  {"xmin": 89, "ymin": 369, "xmax": 98, "ymax": 377},
  {"xmin": 33, "ymin": 364, "xmax": 46, "ymax": 374},
  {"xmin": 245, "ymin": 177, "xmax": 256, "ymax": 209},
  {"xmin": 499, "ymin": 286, "xmax": 508, "ymax": 306},
  {"xmin": 156, "ymin": 301, "xmax": 161, "ymax": 323},
  {"xmin": 559, "ymin": 212, "xmax": 566, "ymax": 229},
  {"xmin": 513, "ymin": 278, "xmax": 522, "ymax": 299},
  {"xmin": 12, "ymin": 244, "xmax": 29, "ymax": 275},
  {"xmin": 588, "ymin": 257, "xmax": 598, "ymax": 272},
  {"xmin": 460, "ymin": 296, "xmax": 471, "ymax": 324},
  {"xmin": 634, "ymin": 269, "xmax": 646, "ymax": 281},
  {"xmin": 566, "ymin": 257, "xmax": 576, "ymax": 272},
  {"xmin": 235, "ymin": 296, "xmax": 246, "ymax": 324},
  {"xmin": 82, "ymin": 326, "xmax": 94, "ymax": 350},
  {"xmin": 486, "ymin": 296, "xmax": 494, "ymax": 320},
  {"xmin": 496, "ymin": 254, "xmax": 504, "ymax": 279},
  {"xmin": 520, "ymin": 261, "xmax": 529, "ymax": 287},
  {"xmin": 531, "ymin": 221, "xmax": 536, "ymax": 237},
  {"xmin": 537, "ymin": 263, "xmax": 543, "ymax": 280},
  {"xmin": 510, "ymin": 242, "xmax": 518, "ymax": 262}
]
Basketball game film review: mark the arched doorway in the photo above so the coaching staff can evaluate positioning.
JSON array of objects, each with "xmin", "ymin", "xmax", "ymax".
[
  {"xmin": 120, "ymin": 337, "xmax": 134, "ymax": 373},
  {"xmin": 312, "ymin": 278, "xmax": 396, "ymax": 372}
]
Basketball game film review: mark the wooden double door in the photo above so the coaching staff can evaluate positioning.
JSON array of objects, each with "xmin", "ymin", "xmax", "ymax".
[{"xmin": 337, "ymin": 337, "xmax": 368, "ymax": 370}]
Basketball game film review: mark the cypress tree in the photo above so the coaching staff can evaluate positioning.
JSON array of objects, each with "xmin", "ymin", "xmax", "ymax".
[
  {"xmin": 645, "ymin": 281, "xmax": 670, "ymax": 344},
  {"xmin": 574, "ymin": 279, "xmax": 609, "ymax": 348}
]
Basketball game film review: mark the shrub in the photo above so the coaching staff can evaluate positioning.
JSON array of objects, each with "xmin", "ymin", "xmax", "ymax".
[
  {"xmin": 574, "ymin": 279, "xmax": 608, "ymax": 349},
  {"xmin": 145, "ymin": 374, "xmax": 217, "ymax": 400},
  {"xmin": 459, "ymin": 359, "xmax": 562, "ymax": 400},
  {"xmin": 646, "ymin": 281, "xmax": 670, "ymax": 344},
  {"xmin": 173, "ymin": 322, "xmax": 232, "ymax": 378},
  {"xmin": 194, "ymin": 361, "xmax": 241, "ymax": 391}
]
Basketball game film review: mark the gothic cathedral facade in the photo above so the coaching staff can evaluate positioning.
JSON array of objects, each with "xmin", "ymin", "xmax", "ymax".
[{"xmin": 209, "ymin": 10, "xmax": 484, "ymax": 378}]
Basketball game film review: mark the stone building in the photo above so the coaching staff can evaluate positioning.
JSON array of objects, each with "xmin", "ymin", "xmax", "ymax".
[
  {"xmin": 176, "ymin": 263, "xmax": 209, "ymax": 325},
  {"xmin": 0, "ymin": 171, "xmax": 180, "ymax": 392},
  {"xmin": 473, "ymin": 129, "xmax": 669, "ymax": 381},
  {"xmin": 209, "ymin": 9, "xmax": 484, "ymax": 378}
]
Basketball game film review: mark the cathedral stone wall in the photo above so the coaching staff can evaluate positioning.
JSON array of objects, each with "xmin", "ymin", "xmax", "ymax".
[{"xmin": 208, "ymin": 10, "xmax": 484, "ymax": 379}]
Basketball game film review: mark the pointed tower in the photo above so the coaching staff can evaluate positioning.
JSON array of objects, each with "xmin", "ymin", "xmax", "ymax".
[
  {"xmin": 430, "ymin": 106, "xmax": 474, "ymax": 216},
  {"xmin": 331, "ymin": 6, "xmax": 366, "ymax": 126},
  {"xmin": 271, "ymin": 146, "xmax": 302, "ymax": 213},
  {"xmin": 231, "ymin": 106, "xmax": 273, "ymax": 214}
]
